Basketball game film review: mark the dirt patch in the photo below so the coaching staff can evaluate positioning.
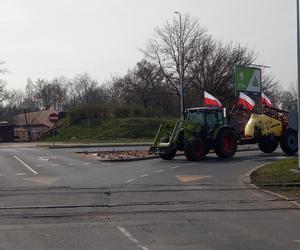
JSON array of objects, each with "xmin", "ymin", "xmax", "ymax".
[{"xmin": 78, "ymin": 150, "xmax": 158, "ymax": 161}]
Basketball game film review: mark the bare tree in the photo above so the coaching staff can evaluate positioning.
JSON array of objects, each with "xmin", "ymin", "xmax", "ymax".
[
  {"xmin": 188, "ymin": 42, "xmax": 256, "ymax": 105},
  {"xmin": 143, "ymin": 14, "xmax": 279, "ymax": 112},
  {"xmin": 22, "ymin": 78, "xmax": 40, "ymax": 111},
  {"xmin": 0, "ymin": 61, "xmax": 9, "ymax": 103},
  {"xmin": 73, "ymin": 73, "xmax": 98, "ymax": 104},
  {"xmin": 111, "ymin": 60, "xmax": 165, "ymax": 108},
  {"xmin": 144, "ymin": 14, "xmax": 207, "ymax": 98},
  {"xmin": 34, "ymin": 77, "xmax": 67, "ymax": 110},
  {"xmin": 274, "ymin": 83, "xmax": 297, "ymax": 111}
]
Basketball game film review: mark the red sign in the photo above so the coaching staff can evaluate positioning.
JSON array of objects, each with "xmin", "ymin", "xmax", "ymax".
[{"xmin": 48, "ymin": 113, "xmax": 59, "ymax": 123}]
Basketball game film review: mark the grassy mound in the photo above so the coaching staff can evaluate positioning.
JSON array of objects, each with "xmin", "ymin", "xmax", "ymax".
[{"xmin": 54, "ymin": 117, "xmax": 176, "ymax": 142}]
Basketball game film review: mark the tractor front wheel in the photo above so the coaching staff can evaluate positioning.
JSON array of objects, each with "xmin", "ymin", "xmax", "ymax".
[
  {"xmin": 184, "ymin": 138, "xmax": 205, "ymax": 161},
  {"xmin": 215, "ymin": 129, "xmax": 237, "ymax": 158},
  {"xmin": 159, "ymin": 148, "xmax": 176, "ymax": 160},
  {"xmin": 280, "ymin": 129, "xmax": 298, "ymax": 155}
]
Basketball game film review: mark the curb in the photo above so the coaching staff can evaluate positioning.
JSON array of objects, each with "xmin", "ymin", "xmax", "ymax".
[
  {"xmin": 43, "ymin": 143, "xmax": 258, "ymax": 152},
  {"xmin": 95, "ymin": 156, "xmax": 160, "ymax": 162},
  {"xmin": 244, "ymin": 163, "xmax": 300, "ymax": 208},
  {"xmin": 43, "ymin": 143, "xmax": 152, "ymax": 149},
  {"xmin": 76, "ymin": 148, "xmax": 257, "ymax": 163}
]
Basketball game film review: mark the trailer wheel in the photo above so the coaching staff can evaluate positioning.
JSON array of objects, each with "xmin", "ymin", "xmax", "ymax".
[
  {"xmin": 159, "ymin": 148, "xmax": 176, "ymax": 160},
  {"xmin": 184, "ymin": 138, "xmax": 205, "ymax": 161},
  {"xmin": 203, "ymin": 147, "xmax": 210, "ymax": 156},
  {"xmin": 280, "ymin": 129, "xmax": 298, "ymax": 155},
  {"xmin": 258, "ymin": 140, "xmax": 278, "ymax": 153},
  {"xmin": 215, "ymin": 129, "xmax": 237, "ymax": 158}
]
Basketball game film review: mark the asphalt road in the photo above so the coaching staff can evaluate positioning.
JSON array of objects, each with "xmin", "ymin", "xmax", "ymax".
[{"xmin": 0, "ymin": 143, "xmax": 299, "ymax": 250}]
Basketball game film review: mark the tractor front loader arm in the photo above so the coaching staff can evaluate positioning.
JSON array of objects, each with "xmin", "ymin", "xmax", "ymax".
[{"xmin": 149, "ymin": 120, "xmax": 183, "ymax": 153}]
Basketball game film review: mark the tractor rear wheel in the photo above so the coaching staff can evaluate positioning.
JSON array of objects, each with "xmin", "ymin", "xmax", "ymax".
[
  {"xmin": 258, "ymin": 140, "xmax": 278, "ymax": 153},
  {"xmin": 184, "ymin": 138, "xmax": 205, "ymax": 161},
  {"xmin": 159, "ymin": 148, "xmax": 176, "ymax": 160},
  {"xmin": 280, "ymin": 129, "xmax": 298, "ymax": 155},
  {"xmin": 215, "ymin": 129, "xmax": 237, "ymax": 158}
]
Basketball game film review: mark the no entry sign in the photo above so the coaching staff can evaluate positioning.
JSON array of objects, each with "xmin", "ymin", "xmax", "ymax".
[{"xmin": 48, "ymin": 112, "xmax": 59, "ymax": 123}]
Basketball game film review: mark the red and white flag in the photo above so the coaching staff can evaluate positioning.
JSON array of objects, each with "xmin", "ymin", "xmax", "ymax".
[
  {"xmin": 261, "ymin": 92, "xmax": 273, "ymax": 108},
  {"xmin": 238, "ymin": 92, "xmax": 255, "ymax": 111},
  {"xmin": 204, "ymin": 91, "xmax": 222, "ymax": 107}
]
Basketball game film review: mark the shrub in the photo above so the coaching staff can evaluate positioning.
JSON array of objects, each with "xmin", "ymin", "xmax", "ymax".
[
  {"xmin": 67, "ymin": 104, "xmax": 110, "ymax": 125},
  {"xmin": 112, "ymin": 106, "xmax": 131, "ymax": 118}
]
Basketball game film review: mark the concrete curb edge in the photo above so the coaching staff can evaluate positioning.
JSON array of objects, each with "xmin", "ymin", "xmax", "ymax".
[{"xmin": 244, "ymin": 163, "xmax": 300, "ymax": 208}]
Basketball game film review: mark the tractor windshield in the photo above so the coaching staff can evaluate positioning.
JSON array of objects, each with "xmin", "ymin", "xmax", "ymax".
[{"xmin": 185, "ymin": 111, "xmax": 205, "ymax": 125}]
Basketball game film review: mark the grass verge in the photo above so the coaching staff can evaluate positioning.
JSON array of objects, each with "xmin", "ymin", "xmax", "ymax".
[
  {"xmin": 251, "ymin": 158, "xmax": 300, "ymax": 202},
  {"xmin": 46, "ymin": 117, "xmax": 176, "ymax": 143}
]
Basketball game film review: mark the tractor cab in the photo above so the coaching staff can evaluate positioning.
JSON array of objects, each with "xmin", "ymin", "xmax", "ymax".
[{"xmin": 184, "ymin": 107, "xmax": 225, "ymax": 133}]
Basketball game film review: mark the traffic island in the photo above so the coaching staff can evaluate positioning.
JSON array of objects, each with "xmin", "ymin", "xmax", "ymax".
[
  {"xmin": 250, "ymin": 158, "xmax": 300, "ymax": 204},
  {"xmin": 77, "ymin": 150, "xmax": 160, "ymax": 162}
]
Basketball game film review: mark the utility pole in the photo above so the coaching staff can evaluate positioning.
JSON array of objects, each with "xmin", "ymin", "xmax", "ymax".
[
  {"xmin": 175, "ymin": 11, "xmax": 185, "ymax": 119},
  {"xmin": 297, "ymin": 0, "xmax": 300, "ymax": 169}
]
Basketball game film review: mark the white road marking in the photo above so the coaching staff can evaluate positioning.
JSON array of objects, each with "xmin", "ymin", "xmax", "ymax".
[
  {"xmin": 293, "ymin": 240, "xmax": 300, "ymax": 243},
  {"xmin": 125, "ymin": 178, "xmax": 135, "ymax": 183},
  {"xmin": 117, "ymin": 226, "xmax": 150, "ymax": 250},
  {"xmin": 154, "ymin": 170, "xmax": 165, "ymax": 173},
  {"xmin": 16, "ymin": 173, "xmax": 27, "ymax": 176},
  {"xmin": 170, "ymin": 166, "xmax": 180, "ymax": 169},
  {"xmin": 51, "ymin": 164, "xmax": 60, "ymax": 167},
  {"xmin": 140, "ymin": 174, "xmax": 150, "ymax": 178},
  {"xmin": 67, "ymin": 163, "xmax": 74, "ymax": 166},
  {"xmin": 35, "ymin": 165, "xmax": 44, "ymax": 167},
  {"xmin": 101, "ymin": 163, "xmax": 112, "ymax": 166},
  {"xmin": 13, "ymin": 156, "xmax": 38, "ymax": 175},
  {"xmin": 0, "ymin": 174, "xmax": 5, "ymax": 176},
  {"xmin": 39, "ymin": 158, "xmax": 49, "ymax": 161},
  {"xmin": 276, "ymin": 156, "xmax": 288, "ymax": 160},
  {"xmin": 38, "ymin": 156, "xmax": 56, "ymax": 159}
]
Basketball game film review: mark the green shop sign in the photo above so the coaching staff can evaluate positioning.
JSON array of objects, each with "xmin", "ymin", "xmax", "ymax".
[{"xmin": 235, "ymin": 65, "xmax": 261, "ymax": 93}]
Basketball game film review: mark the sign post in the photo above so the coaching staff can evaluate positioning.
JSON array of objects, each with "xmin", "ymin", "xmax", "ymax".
[
  {"xmin": 297, "ymin": 0, "xmax": 300, "ymax": 169},
  {"xmin": 48, "ymin": 113, "xmax": 59, "ymax": 146}
]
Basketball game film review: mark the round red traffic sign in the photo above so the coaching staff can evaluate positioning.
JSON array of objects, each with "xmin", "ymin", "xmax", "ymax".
[{"xmin": 48, "ymin": 112, "xmax": 59, "ymax": 123}]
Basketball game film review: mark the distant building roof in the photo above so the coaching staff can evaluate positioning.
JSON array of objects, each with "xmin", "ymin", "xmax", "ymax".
[{"xmin": 14, "ymin": 110, "xmax": 60, "ymax": 127}]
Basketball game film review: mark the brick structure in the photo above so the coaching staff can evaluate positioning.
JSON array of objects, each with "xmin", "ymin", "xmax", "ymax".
[{"xmin": 14, "ymin": 110, "xmax": 60, "ymax": 142}]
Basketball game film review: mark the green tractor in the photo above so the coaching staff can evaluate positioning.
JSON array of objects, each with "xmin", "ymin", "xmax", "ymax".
[{"xmin": 149, "ymin": 107, "xmax": 237, "ymax": 161}]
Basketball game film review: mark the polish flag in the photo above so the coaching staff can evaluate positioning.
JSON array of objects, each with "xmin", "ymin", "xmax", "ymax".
[
  {"xmin": 204, "ymin": 91, "xmax": 222, "ymax": 107},
  {"xmin": 238, "ymin": 92, "xmax": 255, "ymax": 111},
  {"xmin": 261, "ymin": 92, "xmax": 273, "ymax": 108}
]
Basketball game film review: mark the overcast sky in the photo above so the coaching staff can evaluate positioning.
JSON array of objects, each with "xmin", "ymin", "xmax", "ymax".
[{"xmin": 0, "ymin": 0, "xmax": 297, "ymax": 90}]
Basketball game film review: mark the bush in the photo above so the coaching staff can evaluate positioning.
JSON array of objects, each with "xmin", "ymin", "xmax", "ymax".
[
  {"xmin": 67, "ymin": 104, "xmax": 110, "ymax": 125},
  {"xmin": 67, "ymin": 103, "xmax": 162, "ymax": 125},
  {"xmin": 112, "ymin": 106, "xmax": 131, "ymax": 118}
]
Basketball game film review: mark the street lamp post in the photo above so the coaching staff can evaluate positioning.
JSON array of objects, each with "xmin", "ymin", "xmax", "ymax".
[
  {"xmin": 297, "ymin": 0, "xmax": 300, "ymax": 169},
  {"xmin": 175, "ymin": 11, "xmax": 185, "ymax": 119}
]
